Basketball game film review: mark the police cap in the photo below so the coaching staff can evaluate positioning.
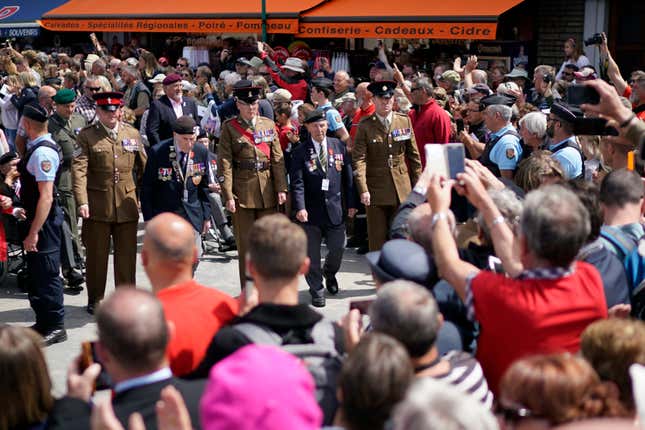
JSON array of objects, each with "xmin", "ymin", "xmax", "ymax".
[{"xmin": 550, "ymin": 101, "xmax": 583, "ymax": 123}]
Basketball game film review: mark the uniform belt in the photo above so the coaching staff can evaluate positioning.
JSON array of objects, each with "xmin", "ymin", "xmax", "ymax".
[{"xmin": 234, "ymin": 160, "xmax": 271, "ymax": 171}]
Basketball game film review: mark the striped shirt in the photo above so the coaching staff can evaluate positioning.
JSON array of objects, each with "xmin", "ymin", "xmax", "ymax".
[{"xmin": 428, "ymin": 350, "xmax": 494, "ymax": 409}]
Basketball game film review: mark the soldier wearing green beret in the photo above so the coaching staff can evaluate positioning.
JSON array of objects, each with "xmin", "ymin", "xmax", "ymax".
[{"xmin": 48, "ymin": 88, "xmax": 87, "ymax": 288}]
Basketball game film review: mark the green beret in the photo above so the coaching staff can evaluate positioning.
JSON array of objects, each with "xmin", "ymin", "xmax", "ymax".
[{"xmin": 53, "ymin": 88, "xmax": 76, "ymax": 105}]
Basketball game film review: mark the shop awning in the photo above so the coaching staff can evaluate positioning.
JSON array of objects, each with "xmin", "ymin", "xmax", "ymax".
[
  {"xmin": 297, "ymin": 0, "xmax": 524, "ymax": 39},
  {"xmin": 0, "ymin": 0, "xmax": 68, "ymax": 37},
  {"xmin": 40, "ymin": 0, "xmax": 325, "ymax": 34}
]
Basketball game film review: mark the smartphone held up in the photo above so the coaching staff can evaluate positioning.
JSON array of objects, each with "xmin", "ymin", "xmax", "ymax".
[{"xmin": 424, "ymin": 143, "xmax": 466, "ymax": 180}]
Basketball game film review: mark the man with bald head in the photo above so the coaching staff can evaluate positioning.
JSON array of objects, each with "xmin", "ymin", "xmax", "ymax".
[
  {"xmin": 141, "ymin": 212, "xmax": 238, "ymax": 376},
  {"xmin": 51, "ymin": 288, "xmax": 206, "ymax": 430},
  {"xmin": 38, "ymin": 86, "xmax": 57, "ymax": 115},
  {"xmin": 333, "ymin": 70, "xmax": 352, "ymax": 102}
]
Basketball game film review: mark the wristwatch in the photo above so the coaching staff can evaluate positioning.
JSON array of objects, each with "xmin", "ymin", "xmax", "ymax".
[{"xmin": 431, "ymin": 212, "xmax": 448, "ymax": 230}]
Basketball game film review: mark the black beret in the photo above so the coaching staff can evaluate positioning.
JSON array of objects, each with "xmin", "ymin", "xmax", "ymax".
[
  {"xmin": 551, "ymin": 101, "xmax": 583, "ymax": 123},
  {"xmin": 0, "ymin": 151, "xmax": 18, "ymax": 166},
  {"xmin": 23, "ymin": 105, "xmax": 48, "ymax": 123},
  {"xmin": 303, "ymin": 109, "xmax": 326, "ymax": 124},
  {"xmin": 172, "ymin": 115, "xmax": 197, "ymax": 135},
  {"xmin": 367, "ymin": 81, "xmax": 397, "ymax": 98}
]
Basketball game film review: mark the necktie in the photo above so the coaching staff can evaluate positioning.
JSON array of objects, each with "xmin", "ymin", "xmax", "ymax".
[
  {"xmin": 319, "ymin": 143, "xmax": 328, "ymax": 173},
  {"xmin": 383, "ymin": 117, "xmax": 390, "ymax": 130},
  {"xmin": 108, "ymin": 128, "xmax": 117, "ymax": 140}
]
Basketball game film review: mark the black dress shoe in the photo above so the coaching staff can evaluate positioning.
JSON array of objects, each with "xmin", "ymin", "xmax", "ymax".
[
  {"xmin": 86, "ymin": 303, "xmax": 96, "ymax": 315},
  {"xmin": 325, "ymin": 274, "xmax": 339, "ymax": 295},
  {"xmin": 42, "ymin": 328, "xmax": 67, "ymax": 346},
  {"xmin": 311, "ymin": 296, "xmax": 326, "ymax": 308}
]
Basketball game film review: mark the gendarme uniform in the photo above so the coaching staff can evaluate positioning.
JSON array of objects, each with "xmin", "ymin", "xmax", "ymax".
[
  {"xmin": 547, "ymin": 102, "xmax": 584, "ymax": 180},
  {"xmin": 352, "ymin": 81, "xmax": 422, "ymax": 251},
  {"xmin": 72, "ymin": 92, "xmax": 147, "ymax": 313},
  {"xmin": 48, "ymin": 88, "xmax": 87, "ymax": 283},
  {"xmin": 17, "ymin": 105, "xmax": 66, "ymax": 343},
  {"xmin": 217, "ymin": 81, "xmax": 287, "ymax": 286},
  {"xmin": 478, "ymin": 94, "xmax": 522, "ymax": 178},
  {"xmin": 311, "ymin": 78, "xmax": 346, "ymax": 138}
]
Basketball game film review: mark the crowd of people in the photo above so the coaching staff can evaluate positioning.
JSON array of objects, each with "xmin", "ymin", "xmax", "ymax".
[{"xmin": 1, "ymin": 30, "xmax": 645, "ymax": 430}]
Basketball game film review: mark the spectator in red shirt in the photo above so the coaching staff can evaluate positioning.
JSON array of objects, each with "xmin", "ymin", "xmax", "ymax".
[
  {"xmin": 599, "ymin": 33, "xmax": 645, "ymax": 120},
  {"xmin": 427, "ymin": 171, "xmax": 607, "ymax": 394},
  {"xmin": 408, "ymin": 77, "xmax": 451, "ymax": 166},
  {"xmin": 142, "ymin": 212, "xmax": 238, "ymax": 376},
  {"xmin": 350, "ymin": 82, "xmax": 376, "ymax": 143},
  {"xmin": 257, "ymin": 42, "xmax": 308, "ymax": 102}
]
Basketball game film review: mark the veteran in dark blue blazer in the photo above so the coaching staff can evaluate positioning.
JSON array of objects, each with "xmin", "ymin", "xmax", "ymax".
[
  {"xmin": 141, "ymin": 116, "xmax": 211, "ymax": 242},
  {"xmin": 290, "ymin": 109, "xmax": 356, "ymax": 307},
  {"xmin": 145, "ymin": 73, "xmax": 200, "ymax": 147}
]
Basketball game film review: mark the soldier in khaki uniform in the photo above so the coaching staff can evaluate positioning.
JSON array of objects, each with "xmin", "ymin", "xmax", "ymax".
[
  {"xmin": 73, "ymin": 92, "xmax": 147, "ymax": 314},
  {"xmin": 218, "ymin": 80, "xmax": 287, "ymax": 286},
  {"xmin": 49, "ymin": 88, "xmax": 86, "ymax": 289},
  {"xmin": 352, "ymin": 81, "xmax": 422, "ymax": 251}
]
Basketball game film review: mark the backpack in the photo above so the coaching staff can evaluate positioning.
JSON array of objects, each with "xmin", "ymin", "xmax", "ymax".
[
  {"xmin": 623, "ymin": 238, "xmax": 645, "ymax": 320},
  {"xmin": 234, "ymin": 320, "xmax": 342, "ymax": 425},
  {"xmin": 601, "ymin": 227, "xmax": 645, "ymax": 319}
]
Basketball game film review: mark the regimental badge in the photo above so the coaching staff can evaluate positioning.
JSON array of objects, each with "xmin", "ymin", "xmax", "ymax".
[
  {"xmin": 41, "ymin": 160, "xmax": 52, "ymax": 172},
  {"xmin": 506, "ymin": 148, "xmax": 516, "ymax": 160},
  {"xmin": 382, "ymin": 85, "xmax": 387, "ymax": 91}
]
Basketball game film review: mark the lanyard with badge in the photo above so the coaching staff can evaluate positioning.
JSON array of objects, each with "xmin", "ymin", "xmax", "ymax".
[{"xmin": 169, "ymin": 145, "xmax": 193, "ymax": 202}]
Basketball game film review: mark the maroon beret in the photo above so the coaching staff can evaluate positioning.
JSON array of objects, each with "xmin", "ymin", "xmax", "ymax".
[{"xmin": 162, "ymin": 73, "xmax": 182, "ymax": 86}]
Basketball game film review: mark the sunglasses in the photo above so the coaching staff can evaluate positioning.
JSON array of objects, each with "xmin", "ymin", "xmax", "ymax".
[
  {"xmin": 86, "ymin": 86, "xmax": 101, "ymax": 92},
  {"xmin": 176, "ymin": 63, "xmax": 186, "ymax": 68}
]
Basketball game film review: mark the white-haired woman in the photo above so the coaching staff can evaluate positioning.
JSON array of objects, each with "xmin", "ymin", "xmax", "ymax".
[{"xmin": 519, "ymin": 111, "xmax": 547, "ymax": 157}]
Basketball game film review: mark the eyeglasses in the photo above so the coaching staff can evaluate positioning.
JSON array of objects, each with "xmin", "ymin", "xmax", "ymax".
[
  {"xmin": 410, "ymin": 87, "xmax": 423, "ymax": 93},
  {"xmin": 86, "ymin": 86, "xmax": 101, "ymax": 92},
  {"xmin": 176, "ymin": 63, "xmax": 186, "ymax": 68},
  {"xmin": 181, "ymin": 73, "xmax": 191, "ymax": 78}
]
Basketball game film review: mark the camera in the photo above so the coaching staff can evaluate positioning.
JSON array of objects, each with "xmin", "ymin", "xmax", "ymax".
[{"xmin": 584, "ymin": 33, "xmax": 603, "ymax": 46}]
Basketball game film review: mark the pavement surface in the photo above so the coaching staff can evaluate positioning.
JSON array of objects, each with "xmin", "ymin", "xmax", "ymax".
[{"xmin": 0, "ymin": 220, "xmax": 375, "ymax": 396}]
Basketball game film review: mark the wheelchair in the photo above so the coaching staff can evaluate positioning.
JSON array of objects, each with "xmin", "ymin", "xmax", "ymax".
[{"xmin": 0, "ymin": 213, "xmax": 27, "ymax": 288}]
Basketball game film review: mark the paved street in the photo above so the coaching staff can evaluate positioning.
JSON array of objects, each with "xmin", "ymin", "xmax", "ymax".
[{"xmin": 0, "ymin": 221, "xmax": 375, "ymax": 396}]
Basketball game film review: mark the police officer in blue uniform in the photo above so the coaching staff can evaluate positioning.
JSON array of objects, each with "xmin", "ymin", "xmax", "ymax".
[
  {"xmin": 18, "ymin": 105, "xmax": 66, "ymax": 345},
  {"xmin": 141, "ymin": 115, "xmax": 211, "ymax": 264},
  {"xmin": 546, "ymin": 102, "xmax": 584, "ymax": 180},
  {"xmin": 291, "ymin": 109, "xmax": 356, "ymax": 307},
  {"xmin": 478, "ymin": 94, "xmax": 523, "ymax": 179},
  {"xmin": 310, "ymin": 78, "xmax": 351, "ymax": 146}
]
